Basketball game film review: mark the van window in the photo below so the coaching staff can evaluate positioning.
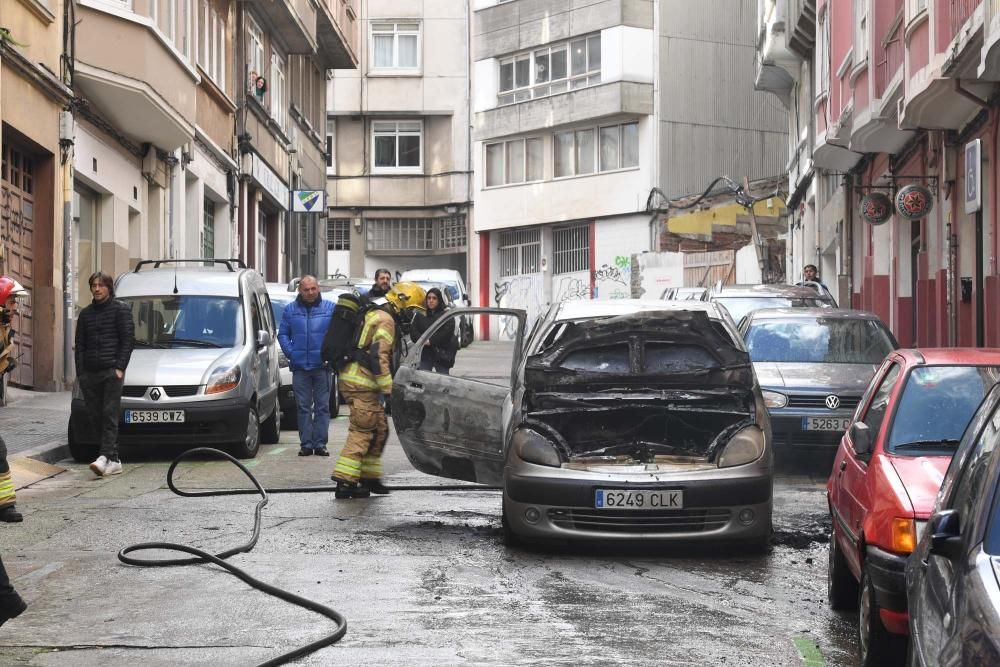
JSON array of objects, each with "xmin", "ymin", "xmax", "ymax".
[
  {"xmin": 251, "ymin": 299, "xmax": 263, "ymax": 336},
  {"xmin": 123, "ymin": 296, "xmax": 244, "ymax": 348}
]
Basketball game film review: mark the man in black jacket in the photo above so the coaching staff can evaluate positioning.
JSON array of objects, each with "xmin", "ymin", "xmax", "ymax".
[{"xmin": 75, "ymin": 271, "xmax": 134, "ymax": 477}]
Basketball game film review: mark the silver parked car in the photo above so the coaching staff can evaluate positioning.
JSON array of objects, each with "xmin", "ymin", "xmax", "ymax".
[
  {"xmin": 705, "ymin": 283, "xmax": 837, "ymax": 323},
  {"xmin": 392, "ymin": 300, "xmax": 774, "ymax": 548},
  {"xmin": 906, "ymin": 381, "xmax": 1000, "ymax": 667},
  {"xmin": 68, "ymin": 259, "xmax": 281, "ymax": 460},
  {"xmin": 739, "ymin": 308, "xmax": 897, "ymax": 455}
]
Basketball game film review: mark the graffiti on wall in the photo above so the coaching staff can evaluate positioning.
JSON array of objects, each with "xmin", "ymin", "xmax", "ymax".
[
  {"xmin": 554, "ymin": 275, "xmax": 591, "ymax": 302},
  {"xmin": 494, "ymin": 274, "xmax": 544, "ymax": 339},
  {"xmin": 594, "ymin": 255, "xmax": 632, "ymax": 299}
]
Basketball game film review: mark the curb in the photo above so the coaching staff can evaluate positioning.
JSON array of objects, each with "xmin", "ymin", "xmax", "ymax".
[{"xmin": 17, "ymin": 440, "xmax": 70, "ymax": 465}]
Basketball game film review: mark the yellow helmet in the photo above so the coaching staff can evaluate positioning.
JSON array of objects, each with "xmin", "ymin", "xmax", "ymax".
[{"xmin": 385, "ymin": 281, "xmax": 427, "ymax": 315}]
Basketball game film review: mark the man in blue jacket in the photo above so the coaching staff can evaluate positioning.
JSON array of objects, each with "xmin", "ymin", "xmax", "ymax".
[{"xmin": 278, "ymin": 275, "xmax": 336, "ymax": 456}]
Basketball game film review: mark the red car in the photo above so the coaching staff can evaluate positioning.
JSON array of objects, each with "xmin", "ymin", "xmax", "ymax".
[{"xmin": 826, "ymin": 348, "xmax": 1000, "ymax": 667}]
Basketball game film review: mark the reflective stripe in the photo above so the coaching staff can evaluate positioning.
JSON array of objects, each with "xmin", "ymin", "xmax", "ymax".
[
  {"xmin": 375, "ymin": 373, "xmax": 392, "ymax": 392},
  {"xmin": 334, "ymin": 457, "xmax": 362, "ymax": 479},
  {"xmin": 373, "ymin": 328, "xmax": 394, "ymax": 344},
  {"xmin": 0, "ymin": 472, "xmax": 15, "ymax": 504},
  {"xmin": 339, "ymin": 361, "xmax": 378, "ymax": 390},
  {"xmin": 360, "ymin": 457, "xmax": 383, "ymax": 476},
  {"xmin": 358, "ymin": 317, "xmax": 377, "ymax": 348}
]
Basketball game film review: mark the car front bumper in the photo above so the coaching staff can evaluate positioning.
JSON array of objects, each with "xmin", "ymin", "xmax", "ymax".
[
  {"xmin": 70, "ymin": 397, "xmax": 251, "ymax": 446},
  {"xmin": 768, "ymin": 412, "xmax": 856, "ymax": 450},
  {"xmin": 866, "ymin": 544, "xmax": 909, "ymax": 614},
  {"xmin": 504, "ymin": 455, "xmax": 773, "ymax": 543}
]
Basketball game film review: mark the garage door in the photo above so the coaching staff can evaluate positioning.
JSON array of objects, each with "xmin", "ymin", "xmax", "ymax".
[{"xmin": 1, "ymin": 141, "xmax": 35, "ymax": 388}]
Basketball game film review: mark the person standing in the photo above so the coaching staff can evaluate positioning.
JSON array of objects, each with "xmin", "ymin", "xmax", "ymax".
[
  {"xmin": 332, "ymin": 281, "xmax": 425, "ymax": 498},
  {"xmin": 0, "ymin": 434, "xmax": 20, "ymax": 523},
  {"xmin": 0, "ymin": 554, "xmax": 27, "ymax": 627},
  {"xmin": 797, "ymin": 264, "xmax": 828, "ymax": 290},
  {"xmin": 278, "ymin": 276, "xmax": 336, "ymax": 457},
  {"xmin": 366, "ymin": 268, "xmax": 392, "ymax": 301},
  {"xmin": 75, "ymin": 271, "xmax": 134, "ymax": 477},
  {"xmin": 409, "ymin": 288, "xmax": 457, "ymax": 375}
]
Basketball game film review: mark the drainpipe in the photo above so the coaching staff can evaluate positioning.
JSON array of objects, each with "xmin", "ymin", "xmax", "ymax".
[
  {"xmin": 62, "ymin": 140, "xmax": 75, "ymax": 385},
  {"xmin": 168, "ymin": 154, "xmax": 176, "ymax": 258},
  {"xmin": 844, "ymin": 174, "xmax": 854, "ymax": 306}
]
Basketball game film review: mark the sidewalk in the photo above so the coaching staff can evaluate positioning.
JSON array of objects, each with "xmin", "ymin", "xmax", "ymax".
[{"xmin": 0, "ymin": 385, "xmax": 72, "ymax": 460}]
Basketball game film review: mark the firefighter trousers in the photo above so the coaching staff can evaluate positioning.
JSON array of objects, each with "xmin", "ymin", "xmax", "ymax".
[
  {"xmin": 332, "ymin": 387, "xmax": 388, "ymax": 484},
  {"xmin": 0, "ymin": 434, "xmax": 13, "ymax": 510}
]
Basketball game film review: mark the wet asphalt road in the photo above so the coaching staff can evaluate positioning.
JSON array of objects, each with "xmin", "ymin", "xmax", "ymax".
[{"xmin": 1, "ymin": 345, "xmax": 860, "ymax": 666}]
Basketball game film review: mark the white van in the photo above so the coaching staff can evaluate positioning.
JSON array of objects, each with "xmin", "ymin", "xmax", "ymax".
[
  {"xmin": 397, "ymin": 269, "xmax": 473, "ymax": 346},
  {"xmin": 68, "ymin": 259, "xmax": 281, "ymax": 460}
]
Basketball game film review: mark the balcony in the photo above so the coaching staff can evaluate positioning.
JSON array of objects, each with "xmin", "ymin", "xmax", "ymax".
[
  {"xmin": 316, "ymin": 0, "xmax": 359, "ymax": 69},
  {"xmin": 256, "ymin": 0, "xmax": 317, "ymax": 54},
  {"xmin": 813, "ymin": 96, "xmax": 862, "ymax": 171},
  {"xmin": 754, "ymin": 0, "xmax": 800, "ymax": 101},
  {"xmin": 979, "ymin": 0, "xmax": 1000, "ymax": 76},
  {"xmin": 785, "ymin": 0, "xmax": 816, "ymax": 58},
  {"xmin": 474, "ymin": 81, "xmax": 653, "ymax": 141},
  {"xmin": 328, "ymin": 172, "xmax": 471, "ymax": 208},
  {"xmin": 851, "ymin": 7, "xmax": 915, "ymax": 153},
  {"xmin": 73, "ymin": 2, "xmax": 196, "ymax": 150}
]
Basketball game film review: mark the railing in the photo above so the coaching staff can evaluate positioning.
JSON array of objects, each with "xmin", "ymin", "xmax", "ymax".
[
  {"xmin": 949, "ymin": 0, "xmax": 983, "ymax": 42},
  {"xmin": 875, "ymin": 10, "xmax": 905, "ymax": 99}
]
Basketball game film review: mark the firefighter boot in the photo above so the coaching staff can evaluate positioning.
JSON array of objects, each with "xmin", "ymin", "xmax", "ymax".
[
  {"xmin": 361, "ymin": 479, "xmax": 390, "ymax": 495},
  {"xmin": 333, "ymin": 479, "xmax": 370, "ymax": 499},
  {"xmin": 0, "ymin": 505, "xmax": 22, "ymax": 523}
]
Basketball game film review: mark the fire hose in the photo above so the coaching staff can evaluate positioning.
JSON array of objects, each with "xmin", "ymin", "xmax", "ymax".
[{"xmin": 118, "ymin": 447, "xmax": 499, "ymax": 666}]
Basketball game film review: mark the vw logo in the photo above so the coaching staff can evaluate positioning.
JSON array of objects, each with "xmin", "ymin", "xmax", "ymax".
[
  {"xmin": 825, "ymin": 395, "xmax": 841, "ymax": 410},
  {"xmin": 149, "ymin": 387, "xmax": 161, "ymax": 401}
]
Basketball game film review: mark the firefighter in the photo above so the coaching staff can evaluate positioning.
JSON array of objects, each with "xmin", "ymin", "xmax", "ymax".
[{"xmin": 331, "ymin": 281, "xmax": 426, "ymax": 499}]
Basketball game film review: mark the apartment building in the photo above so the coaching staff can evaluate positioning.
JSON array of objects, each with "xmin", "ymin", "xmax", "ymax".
[
  {"xmin": 325, "ymin": 0, "xmax": 472, "ymax": 283},
  {"xmin": 0, "ymin": 0, "xmax": 74, "ymax": 390},
  {"xmin": 757, "ymin": 0, "xmax": 1000, "ymax": 347},
  {"xmin": 472, "ymin": 0, "xmax": 786, "ymax": 334}
]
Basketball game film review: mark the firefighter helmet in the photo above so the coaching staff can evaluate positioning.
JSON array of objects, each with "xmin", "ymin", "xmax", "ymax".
[
  {"xmin": 385, "ymin": 281, "xmax": 427, "ymax": 315},
  {"xmin": 0, "ymin": 277, "xmax": 25, "ymax": 305}
]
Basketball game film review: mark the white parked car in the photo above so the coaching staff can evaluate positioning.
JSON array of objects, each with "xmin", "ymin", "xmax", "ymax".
[{"xmin": 397, "ymin": 269, "xmax": 473, "ymax": 346}]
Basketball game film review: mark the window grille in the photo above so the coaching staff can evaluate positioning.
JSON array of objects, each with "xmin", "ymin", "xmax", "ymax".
[
  {"xmin": 327, "ymin": 219, "xmax": 351, "ymax": 251},
  {"xmin": 202, "ymin": 197, "xmax": 215, "ymax": 258},
  {"xmin": 439, "ymin": 215, "xmax": 467, "ymax": 250},
  {"xmin": 498, "ymin": 228, "xmax": 541, "ymax": 278},
  {"xmin": 367, "ymin": 218, "xmax": 434, "ymax": 251},
  {"xmin": 552, "ymin": 225, "xmax": 590, "ymax": 274}
]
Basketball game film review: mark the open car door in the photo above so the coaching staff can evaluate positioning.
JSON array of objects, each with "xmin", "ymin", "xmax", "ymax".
[{"xmin": 391, "ymin": 307, "xmax": 526, "ymax": 486}]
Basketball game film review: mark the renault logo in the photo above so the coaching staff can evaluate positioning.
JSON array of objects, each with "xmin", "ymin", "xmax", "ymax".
[
  {"xmin": 825, "ymin": 395, "xmax": 840, "ymax": 410},
  {"xmin": 149, "ymin": 388, "xmax": 161, "ymax": 401}
]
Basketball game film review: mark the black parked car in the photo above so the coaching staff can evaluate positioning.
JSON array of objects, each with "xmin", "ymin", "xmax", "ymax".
[{"xmin": 905, "ymin": 380, "xmax": 1000, "ymax": 667}]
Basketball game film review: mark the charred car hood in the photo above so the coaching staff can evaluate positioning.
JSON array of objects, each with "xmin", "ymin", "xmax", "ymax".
[
  {"xmin": 887, "ymin": 455, "xmax": 951, "ymax": 516},
  {"xmin": 751, "ymin": 362, "xmax": 876, "ymax": 392},
  {"xmin": 524, "ymin": 310, "xmax": 752, "ymax": 390}
]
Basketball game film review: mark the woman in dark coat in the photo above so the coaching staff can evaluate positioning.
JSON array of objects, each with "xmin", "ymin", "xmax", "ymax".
[{"xmin": 409, "ymin": 288, "xmax": 457, "ymax": 374}]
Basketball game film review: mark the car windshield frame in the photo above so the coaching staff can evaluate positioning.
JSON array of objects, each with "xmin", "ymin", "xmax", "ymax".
[
  {"xmin": 885, "ymin": 364, "xmax": 1000, "ymax": 456},
  {"xmin": 744, "ymin": 316, "xmax": 895, "ymax": 365},
  {"xmin": 123, "ymin": 295, "xmax": 245, "ymax": 349}
]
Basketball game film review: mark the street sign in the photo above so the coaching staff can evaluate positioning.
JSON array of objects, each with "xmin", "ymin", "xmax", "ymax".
[
  {"xmin": 292, "ymin": 189, "xmax": 326, "ymax": 213},
  {"xmin": 965, "ymin": 138, "xmax": 981, "ymax": 214}
]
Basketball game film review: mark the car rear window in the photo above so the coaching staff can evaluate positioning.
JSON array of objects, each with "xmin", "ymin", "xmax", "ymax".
[
  {"xmin": 745, "ymin": 317, "xmax": 895, "ymax": 364},
  {"xmin": 887, "ymin": 366, "xmax": 1000, "ymax": 455}
]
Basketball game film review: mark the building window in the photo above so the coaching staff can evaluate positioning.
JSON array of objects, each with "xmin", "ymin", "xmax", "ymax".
[
  {"xmin": 366, "ymin": 218, "xmax": 434, "ymax": 251},
  {"xmin": 326, "ymin": 117, "xmax": 336, "ymax": 175},
  {"xmin": 854, "ymin": 0, "xmax": 868, "ymax": 62},
  {"xmin": 372, "ymin": 120, "xmax": 422, "ymax": 173},
  {"xmin": 202, "ymin": 198, "xmax": 216, "ymax": 258},
  {"xmin": 198, "ymin": 0, "xmax": 225, "ymax": 87},
  {"xmin": 498, "ymin": 228, "xmax": 541, "ymax": 278},
  {"xmin": 498, "ymin": 34, "xmax": 601, "ymax": 105},
  {"xmin": 246, "ymin": 14, "xmax": 264, "ymax": 95},
  {"xmin": 439, "ymin": 215, "xmax": 467, "ymax": 250},
  {"xmin": 815, "ymin": 10, "xmax": 830, "ymax": 99},
  {"xmin": 327, "ymin": 218, "xmax": 351, "ymax": 250},
  {"xmin": 371, "ymin": 22, "xmax": 420, "ymax": 70},
  {"xmin": 554, "ymin": 121, "xmax": 638, "ymax": 178},
  {"xmin": 257, "ymin": 211, "xmax": 268, "ymax": 280},
  {"xmin": 552, "ymin": 225, "xmax": 590, "ymax": 274},
  {"xmin": 485, "ymin": 137, "xmax": 543, "ymax": 187},
  {"xmin": 270, "ymin": 49, "xmax": 287, "ymax": 130}
]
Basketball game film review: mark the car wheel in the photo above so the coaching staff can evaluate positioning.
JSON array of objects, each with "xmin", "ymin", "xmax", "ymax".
[
  {"xmin": 501, "ymin": 497, "xmax": 522, "ymax": 548},
  {"xmin": 232, "ymin": 404, "xmax": 261, "ymax": 459},
  {"xmin": 828, "ymin": 530, "xmax": 859, "ymax": 610},
  {"xmin": 260, "ymin": 402, "xmax": 280, "ymax": 445},
  {"xmin": 858, "ymin": 567, "xmax": 905, "ymax": 667},
  {"xmin": 329, "ymin": 379, "xmax": 340, "ymax": 419},
  {"xmin": 67, "ymin": 419, "xmax": 98, "ymax": 464}
]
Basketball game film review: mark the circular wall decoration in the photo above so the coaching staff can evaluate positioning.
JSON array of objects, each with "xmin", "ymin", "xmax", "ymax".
[
  {"xmin": 895, "ymin": 184, "xmax": 934, "ymax": 220},
  {"xmin": 859, "ymin": 192, "xmax": 893, "ymax": 226}
]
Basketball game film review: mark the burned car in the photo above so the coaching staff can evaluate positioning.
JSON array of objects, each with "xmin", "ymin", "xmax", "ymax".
[{"xmin": 391, "ymin": 300, "xmax": 773, "ymax": 547}]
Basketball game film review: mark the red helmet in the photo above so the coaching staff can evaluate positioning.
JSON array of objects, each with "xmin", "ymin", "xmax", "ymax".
[{"xmin": 0, "ymin": 277, "xmax": 15, "ymax": 304}]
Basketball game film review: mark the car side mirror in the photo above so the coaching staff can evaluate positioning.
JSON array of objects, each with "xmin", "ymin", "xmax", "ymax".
[
  {"xmin": 256, "ymin": 330, "xmax": 271, "ymax": 348},
  {"xmin": 929, "ymin": 510, "xmax": 963, "ymax": 560},
  {"xmin": 849, "ymin": 422, "xmax": 872, "ymax": 457}
]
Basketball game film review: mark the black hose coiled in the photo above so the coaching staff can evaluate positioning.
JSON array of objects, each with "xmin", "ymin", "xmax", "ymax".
[{"xmin": 117, "ymin": 447, "xmax": 348, "ymax": 667}]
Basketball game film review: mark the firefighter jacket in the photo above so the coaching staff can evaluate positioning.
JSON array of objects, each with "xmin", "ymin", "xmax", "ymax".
[{"xmin": 338, "ymin": 307, "xmax": 395, "ymax": 394}]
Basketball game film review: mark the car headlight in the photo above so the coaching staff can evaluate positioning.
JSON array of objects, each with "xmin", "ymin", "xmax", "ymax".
[
  {"xmin": 277, "ymin": 351, "xmax": 289, "ymax": 368},
  {"xmin": 717, "ymin": 426, "xmax": 765, "ymax": 468},
  {"xmin": 512, "ymin": 428, "xmax": 562, "ymax": 467},
  {"xmin": 891, "ymin": 517, "xmax": 917, "ymax": 554},
  {"xmin": 206, "ymin": 365, "xmax": 241, "ymax": 395},
  {"xmin": 761, "ymin": 390, "xmax": 787, "ymax": 408}
]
